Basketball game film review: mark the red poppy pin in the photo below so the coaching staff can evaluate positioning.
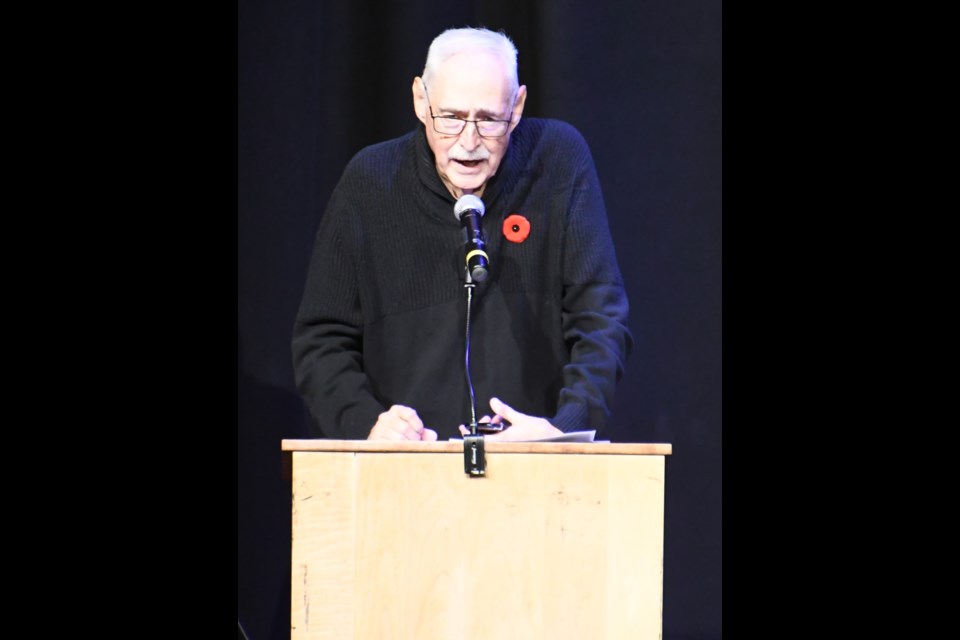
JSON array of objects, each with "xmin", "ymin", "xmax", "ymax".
[{"xmin": 503, "ymin": 214, "xmax": 531, "ymax": 243}]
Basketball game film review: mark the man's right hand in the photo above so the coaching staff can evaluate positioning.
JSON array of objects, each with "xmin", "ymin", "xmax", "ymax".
[{"xmin": 368, "ymin": 404, "xmax": 438, "ymax": 441}]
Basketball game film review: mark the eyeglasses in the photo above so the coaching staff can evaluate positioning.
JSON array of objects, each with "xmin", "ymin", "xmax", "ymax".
[{"xmin": 423, "ymin": 84, "xmax": 513, "ymax": 138}]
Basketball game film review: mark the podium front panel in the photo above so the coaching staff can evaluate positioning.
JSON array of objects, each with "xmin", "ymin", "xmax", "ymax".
[{"xmin": 287, "ymin": 443, "xmax": 668, "ymax": 640}]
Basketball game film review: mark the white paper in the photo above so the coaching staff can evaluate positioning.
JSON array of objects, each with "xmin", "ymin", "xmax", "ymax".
[{"xmin": 450, "ymin": 430, "xmax": 597, "ymax": 443}]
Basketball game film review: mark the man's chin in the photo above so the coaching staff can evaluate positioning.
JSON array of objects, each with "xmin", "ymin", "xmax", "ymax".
[{"xmin": 450, "ymin": 174, "xmax": 488, "ymax": 194}]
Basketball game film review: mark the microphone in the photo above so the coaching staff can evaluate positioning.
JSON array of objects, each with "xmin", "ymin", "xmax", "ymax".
[{"xmin": 454, "ymin": 194, "xmax": 490, "ymax": 282}]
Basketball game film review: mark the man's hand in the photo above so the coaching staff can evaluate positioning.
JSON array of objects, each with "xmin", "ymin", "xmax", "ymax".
[
  {"xmin": 458, "ymin": 397, "xmax": 563, "ymax": 442},
  {"xmin": 368, "ymin": 404, "xmax": 438, "ymax": 441}
]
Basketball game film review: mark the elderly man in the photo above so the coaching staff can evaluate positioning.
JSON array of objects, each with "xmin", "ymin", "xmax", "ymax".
[{"xmin": 292, "ymin": 27, "xmax": 631, "ymax": 442}]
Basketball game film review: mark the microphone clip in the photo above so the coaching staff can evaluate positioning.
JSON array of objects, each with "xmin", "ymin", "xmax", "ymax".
[{"xmin": 463, "ymin": 433, "xmax": 486, "ymax": 477}]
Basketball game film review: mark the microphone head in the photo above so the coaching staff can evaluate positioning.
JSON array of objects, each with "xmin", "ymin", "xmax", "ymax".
[{"xmin": 454, "ymin": 194, "xmax": 485, "ymax": 221}]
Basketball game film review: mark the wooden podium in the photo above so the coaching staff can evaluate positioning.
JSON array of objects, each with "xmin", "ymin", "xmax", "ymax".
[{"xmin": 281, "ymin": 439, "xmax": 671, "ymax": 640}]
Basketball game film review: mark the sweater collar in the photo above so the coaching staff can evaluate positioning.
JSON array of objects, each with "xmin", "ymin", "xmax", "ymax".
[{"xmin": 413, "ymin": 124, "xmax": 453, "ymax": 204}]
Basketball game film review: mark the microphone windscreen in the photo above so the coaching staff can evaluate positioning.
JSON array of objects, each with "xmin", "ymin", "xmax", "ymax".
[{"xmin": 454, "ymin": 194, "xmax": 485, "ymax": 220}]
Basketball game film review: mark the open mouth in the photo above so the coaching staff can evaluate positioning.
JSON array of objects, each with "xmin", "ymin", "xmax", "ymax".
[{"xmin": 455, "ymin": 159, "xmax": 483, "ymax": 168}]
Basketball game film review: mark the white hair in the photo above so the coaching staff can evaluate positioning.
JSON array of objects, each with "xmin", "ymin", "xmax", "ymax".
[{"xmin": 422, "ymin": 27, "xmax": 519, "ymax": 93}]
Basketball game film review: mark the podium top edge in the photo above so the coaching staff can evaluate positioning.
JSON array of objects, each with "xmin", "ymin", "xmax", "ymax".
[{"xmin": 281, "ymin": 439, "xmax": 672, "ymax": 455}]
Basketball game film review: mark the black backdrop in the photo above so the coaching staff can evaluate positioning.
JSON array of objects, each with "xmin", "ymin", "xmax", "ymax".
[{"xmin": 238, "ymin": 1, "xmax": 721, "ymax": 638}]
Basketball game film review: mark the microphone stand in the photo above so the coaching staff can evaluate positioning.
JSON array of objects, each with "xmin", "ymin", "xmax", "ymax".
[{"xmin": 462, "ymin": 267, "xmax": 485, "ymax": 476}]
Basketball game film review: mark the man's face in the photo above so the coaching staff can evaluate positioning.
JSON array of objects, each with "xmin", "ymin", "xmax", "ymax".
[{"xmin": 414, "ymin": 51, "xmax": 527, "ymax": 199}]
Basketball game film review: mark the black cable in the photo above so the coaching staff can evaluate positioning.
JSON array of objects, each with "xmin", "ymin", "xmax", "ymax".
[{"xmin": 464, "ymin": 278, "xmax": 479, "ymax": 434}]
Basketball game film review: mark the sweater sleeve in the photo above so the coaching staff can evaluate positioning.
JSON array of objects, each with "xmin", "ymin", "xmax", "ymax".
[
  {"xmin": 291, "ymin": 178, "xmax": 385, "ymax": 439},
  {"xmin": 550, "ymin": 132, "xmax": 633, "ymax": 433}
]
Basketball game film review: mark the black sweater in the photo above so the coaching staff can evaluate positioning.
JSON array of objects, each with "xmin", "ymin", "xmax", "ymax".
[{"xmin": 292, "ymin": 118, "xmax": 632, "ymax": 440}]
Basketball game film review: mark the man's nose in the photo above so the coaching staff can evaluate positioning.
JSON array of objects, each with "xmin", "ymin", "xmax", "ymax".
[{"xmin": 458, "ymin": 121, "xmax": 481, "ymax": 149}]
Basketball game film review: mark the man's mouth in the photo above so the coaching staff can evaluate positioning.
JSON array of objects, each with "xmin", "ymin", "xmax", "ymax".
[{"xmin": 454, "ymin": 159, "xmax": 483, "ymax": 168}]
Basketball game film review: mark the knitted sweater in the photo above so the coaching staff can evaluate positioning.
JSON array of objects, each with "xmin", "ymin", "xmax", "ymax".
[{"xmin": 292, "ymin": 118, "xmax": 632, "ymax": 440}]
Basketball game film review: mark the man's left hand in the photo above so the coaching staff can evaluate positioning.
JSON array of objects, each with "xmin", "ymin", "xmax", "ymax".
[{"xmin": 458, "ymin": 397, "xmax": 563, "ymax": 441}]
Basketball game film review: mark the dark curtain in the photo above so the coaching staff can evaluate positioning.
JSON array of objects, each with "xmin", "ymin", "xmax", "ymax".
[{"xmin": 238, "ymin": 1, "xmax": 721, "ymax": 639}]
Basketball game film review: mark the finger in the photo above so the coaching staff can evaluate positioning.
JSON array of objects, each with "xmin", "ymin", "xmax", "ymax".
[
  {"xmin": 370, "ymin": 413, "xmax": 396, "ymax": 441},
  {"xmin": 421, "ymin": 428, "xmax": 438, "ymax": 441},
  {"xmin": 489, "ymin": 397, "xmax": 519, "ymax": 422},
  {"xmin": 377, "ymin": 408, "xmax": 411, "ymax": 435},
  {"xmin": 458, "ymin": 425, "xmax": 470, "ymax": 436},
  {"xmin": 398, "ymin": 423, "xmax": 421, "ymax": 440},
  {"xmin": 370, "ymin": 423, "xmax": 407, "ymax": 441},
  {"xmin": 391, "ymin": 404, "xmax": 424, "ymax": 434},
  {"xmin": 372, "ymin": 408, "xmax": 421, "ymax": 441}
]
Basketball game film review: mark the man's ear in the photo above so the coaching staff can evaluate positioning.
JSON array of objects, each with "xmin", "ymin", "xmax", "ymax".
[
  {"xmin": 412, "ymin": 77, "xmax": 428, "ymax": 125},
  {"xmin": 510, "ymin": 85, "xmax": 528, "ymax": 127}
]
